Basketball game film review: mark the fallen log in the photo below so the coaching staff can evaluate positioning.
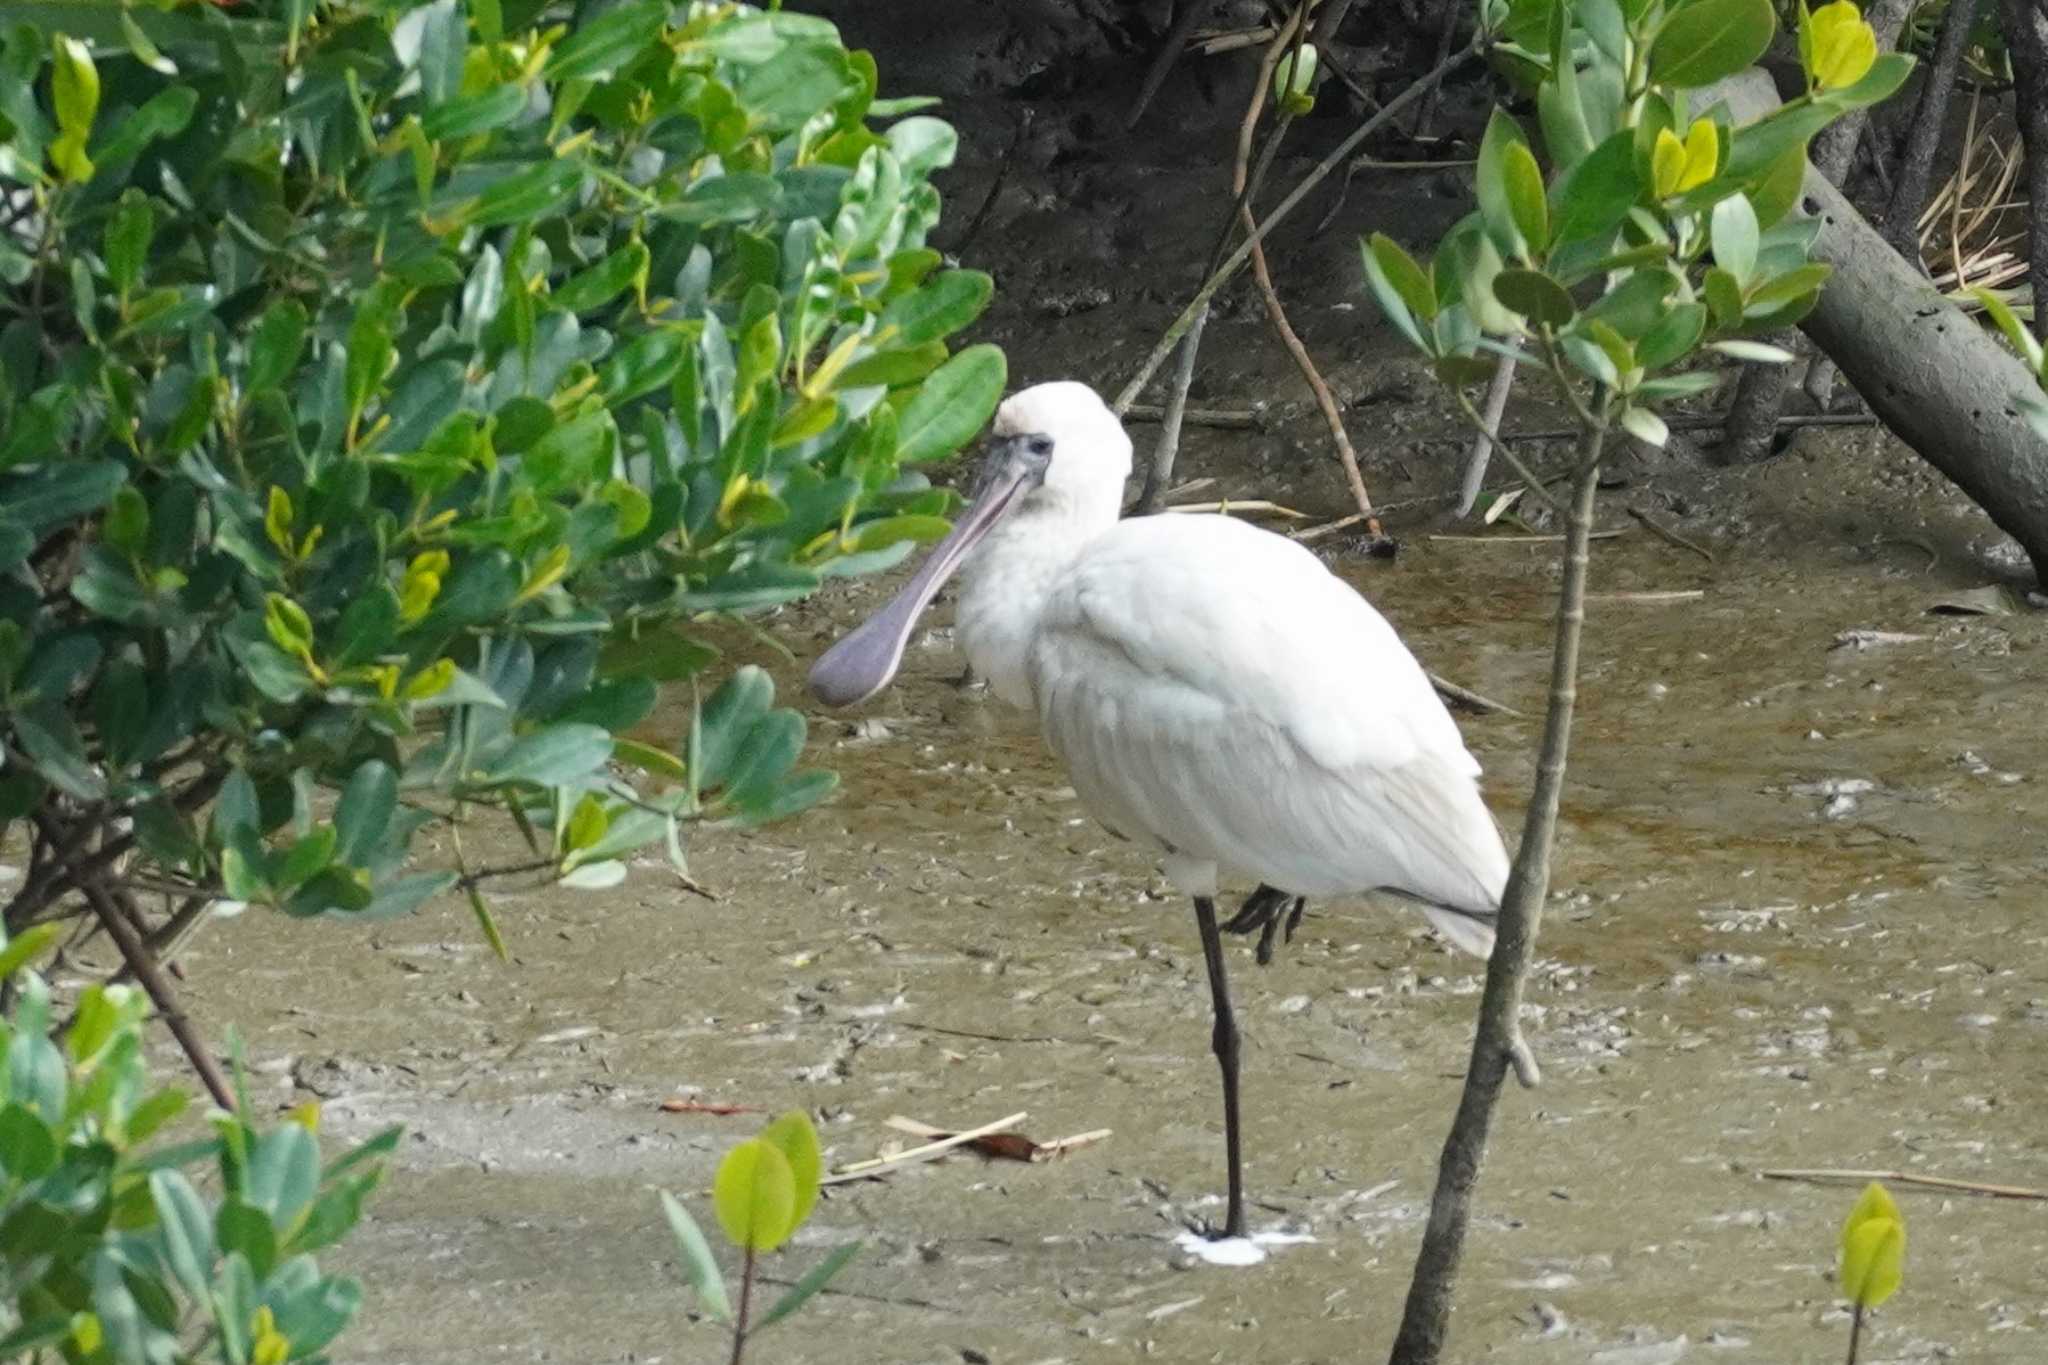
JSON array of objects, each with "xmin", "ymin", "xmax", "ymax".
[{"xmin": 1709, "ymin": 70, "xmax": 2048, "ymax": 582}]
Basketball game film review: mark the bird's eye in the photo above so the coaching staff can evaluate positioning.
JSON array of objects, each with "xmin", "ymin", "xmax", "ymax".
[{"xmin": 1027, "ymin": 436, "xmax": 1054, "ymax": 457}]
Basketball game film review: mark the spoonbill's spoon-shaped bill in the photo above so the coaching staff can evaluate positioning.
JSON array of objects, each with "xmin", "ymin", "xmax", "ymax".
[{"xmin": 808, "ymin": 436, "xmax": 1044, "ymax": 708}]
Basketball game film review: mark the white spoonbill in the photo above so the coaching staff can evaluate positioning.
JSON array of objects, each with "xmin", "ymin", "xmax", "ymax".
[{"xmin": 810, "ymin": 381, "xmax": 1507, "ymax": 1239}]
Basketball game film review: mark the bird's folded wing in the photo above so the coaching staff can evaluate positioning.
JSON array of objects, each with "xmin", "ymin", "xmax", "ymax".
[{"xmin": 1028, "ymin": 515, "xmax": 1507, "ymax": 911}]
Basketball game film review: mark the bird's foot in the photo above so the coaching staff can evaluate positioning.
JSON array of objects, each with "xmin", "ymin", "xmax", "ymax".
[
  {"xmin": 1221, "ymin": 884, "xmax": 1306, "ymax": 966},
  {"xmin": 1184, "ymin": 1212, "xmax": 1249, "ymax": 1243}
]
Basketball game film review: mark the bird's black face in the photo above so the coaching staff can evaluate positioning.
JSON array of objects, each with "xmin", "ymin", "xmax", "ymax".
[
  {"xmin": 807, "ymin": 429, "xmax": 1050, "ymax": 708},
  {"xmin": 975, "ymin": 431, "xmax": 1054, "ymax": 502}
]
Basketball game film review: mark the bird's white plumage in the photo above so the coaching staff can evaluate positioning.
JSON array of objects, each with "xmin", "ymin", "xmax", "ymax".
[
  {"xmin": 1023, "ymin": 514, "xmax": 1507, "ymax": 946},
  {"xmin": 932, "ymin": 383, "xmax": 1508, "ymax": 958}
]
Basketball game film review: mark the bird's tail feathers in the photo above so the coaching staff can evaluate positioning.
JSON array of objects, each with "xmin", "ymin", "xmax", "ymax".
[{"xmin": 1383, "ymin": 888, "xmax": 1498, "ymax": 959}]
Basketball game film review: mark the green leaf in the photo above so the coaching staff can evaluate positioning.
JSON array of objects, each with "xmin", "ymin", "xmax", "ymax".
[
  {"xmin": 758, "ymin": 1110, "xmax": 823, "ymax": 1232},
  {"xmin": 546, "ymin": 0, "xmax": 666, "ymax": 81},
  {"xmin": 0, "ymin": 924, "xmax": 60, "ymax": 982},
  {"xmin": 1492, "ymin": 268, "xmax": 1576, "ymax": 326},
  {"xmin": 754, "ymin": 1242, "xmax": 861, "ymax": 1332},
  {"xmin": 422, "ymin": 81, "xmax": 528, "ymax": 140},
  {"xmin": 600, "ymin": 629, "xmax": 720, "ymax": 681},
  {"xmin": 895, "ymin": 344, "xmax": 1006, "ymax": 463},
  {"xmin": 1709, "ymin": 338, "xmax": 1796, "ymax": 362},
  {"xmin": 0, "ymin": 1102, "xmax": 57, "ymax": 1181},
  {"xmin": 1636, "ymin": 301, "xmax": 1708, "ymax": 370},
  {"xmin": 1710, "ymin": 192, "xmax": 1761, "ymax": 286},
  {"xmin": 216, "ymin": 1200, "xmax": 278, "ymax": 1279},
  {"xmin": 878, "ymin": 270, "xmax": 993, "ymax": 347},
  {"xmin": 553, "ymin": 240, "xmax": 650, "ymax": 314},
  {"xmin": 713, "ymin": 1137, "xmax": 798, "ymax": 1252},
  {"xmin": 104, "ymin": 190, "xmax": 154, "ymax": 295},
  {"xmin": 660, "ymin": 1191, "xmax": 733, "ymax": 1322},
  {"xmin": 1703, "ymin": 267, "xmax": 1745, "ymax": 326},
  {"xmin": 245, "ymin": 299, "xmax": 309, "ymax": 396},
  {"xmin": 15, "ymin": 702, "xmax": 104, "ymax": 799},
  {"xmin": 1475, "ymin": 109, "xmax": 1532, "ymax": 257},
  {"xmin": 482, "ymin": 724, "xmax": 615, "ymax": 786},
  {"xmin": 361, "ymin": 871, "xmax": 458, "ymax": 919},
  {"xmin": 151, "ymin": 1170, "xmax": 216, "ymax": 1300},
  {"xmin": 1650, "ymin": 0, "xmax": 1777, "ymax": 87},
  {"xmin": 1360, "ymin": 237, "xmax": 1429, "ymax": 352},
  {"xmin": 1821, "ymin": 50, "xmax": 1913, "ymax": 110},
  {"xmin": 246, "ymin": 1123, "xmax": 319, "ymax": 1225},
  {"xmin": 1839, "ymin": 1182, "xmax": 1905, "ymax": 1309},
  {"xmin": 1501, "ymin": 141, "xmax": 1550, "ymax": 257},
  {"xmin": 1972, "ymin": 287, "xmax": 2045, "ymax": 375},
  {"xmin": 667, "ymin": 172, "xmax": 784, "ymax": 226},
  {"xmin": 50, "ymin": 33, "xmax": 99, "ymax": 179},
  {"xmin": 1550, "ymin": 131, "xmax": 1638, "ymax": 246},
  {"xmin": 334, "ymin": 760, "xmax": 397, "ymax": 867},
  {"xmin": 1619, "ymin": 405, "xmax": 1669, "ymax": 446},
  {"xmin": 467, "ymin": 886, "xmax": 509, "ymax": 962},
  {"xmin": 1366, "ymin": 233, "xmax": 1437, "ymax": 325},
  {"xmin": 886, "ymin": 116, "xmax": 958, "ymax": 177},
  {"xmin": 1560, "ymin": 332, "xmax": 1621, "ymax": 386},
  {"xmin": 466, "ymin": 161, "xmax": 585, "ymax": 227}
]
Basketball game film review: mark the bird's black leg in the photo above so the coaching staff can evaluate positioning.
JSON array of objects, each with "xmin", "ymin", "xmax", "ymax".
[
  {"xmin": 1192, "ymin": 896, "xmax": 1247, "ymax": 1240},
  {"xmin": 1222, "ymin": 883, "xmax": 1309, "ymax": 966}
]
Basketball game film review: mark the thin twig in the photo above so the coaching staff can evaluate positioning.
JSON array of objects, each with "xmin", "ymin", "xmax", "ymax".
[
  {"xmin": 821, "ymin": 1110, "xmax": 1030, "ymax": 1186},
  {"xmin": 948, "ymin": 107, "xmax": 1034, "ymax": 259},
  {"xmin": 1125, "ymin": 404, "xmax": 1268, "ymax": 429},
  {"xmin": 1165, "ymin": 499, "xmax": 1310, "ymax": 519},
  {"xmin": 1115, "ymin": 39, "xmax": 1483, "ymax": 416},
  {"xmin": 1759, "ymin": 1167, "xmax": 2048, "ymax": 1200},
  {"xmin": 1427, "ymin": 672, "xmax": 1521, "ymax": 717},
  {"xmin": 1625, "ymin": 506, "xmax": 1716, "ymax": 561},
  {"xmin": 1390, "ymin": 413, "xmax": 1609, "ymax": 1363},
  {"xmin": 1235, "ymin": 1, "xmax": 1378, "ymax": 521},
  {"xmin": 79, "ymin": 879, "xmax": 235, "ymax": 1111},
  {"xmin": 1427, "ymin": 530, "xmax": 1629, "ymax": 544},
  {"xmin": 1458, "ymin": 357, "xmax": 1518, "ymax": 516},
  {"xmin": 1127, "ymin": 0, "xmax": 1224, "ymax": 129}
]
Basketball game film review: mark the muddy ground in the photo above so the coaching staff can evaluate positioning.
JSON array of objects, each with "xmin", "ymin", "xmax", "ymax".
[{"xmin": 127, "ymin": 5, "xmax": 2048, "ymax": 1362}]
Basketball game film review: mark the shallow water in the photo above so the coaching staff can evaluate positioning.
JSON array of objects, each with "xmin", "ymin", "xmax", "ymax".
[{"xmin": 170, "ymin": 450, "xmax": 2048, "ymax": 1363}]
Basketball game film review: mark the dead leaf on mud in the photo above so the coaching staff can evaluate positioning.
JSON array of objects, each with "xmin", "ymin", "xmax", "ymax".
[
  {"xmin": 884, "ymin": 1114, "xmax": 1112, "ymax": 1164},
  {"xmin": 1926, "ymin": 585, "xmax": 2020, "ymax": 616}
]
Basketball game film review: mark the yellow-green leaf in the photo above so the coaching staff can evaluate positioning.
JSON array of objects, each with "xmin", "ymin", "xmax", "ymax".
[
  {"xmin": 564, "ymin": 794, "xmax": 609, "ymax": 851},
  {"xmin": 401, "ymin": 658, "xmax": 455, "ymax": 700},
  {"xmin": 512, "ymin": 544, "xmax": 570, "ymax": 604},
  {"xmin": 758, "ymin": 1110, "xmax": 823, "ymax": 1233},
  {"xmin": 1839, "ymin": 1181, "xmax": 1905, "ymax": 1308},
  {"xmin": 51, "ymin": 35, "xmax": 100, "ymax": 143},
  {"xmin": 265, "ymin": 487, "xmax": 294, "ymax": 555},
  {"xmin": 713, "ymin": 1137, "xmax": 798, "ymax": 1252},
  {"xmin": 1808, "ymin": 0, "xmax": 1877, "ymax": 90},
  {"xmin": 1501, "ymin": 142, "xmax": 1550, "ymax": 257},
  {"xmin": 0, "ymin": 924, "xmax": 60, "ymax": 982},
  {"xmin": 1841, "ymin": 1217, "xmax": 1904, "ymax": 1307}
]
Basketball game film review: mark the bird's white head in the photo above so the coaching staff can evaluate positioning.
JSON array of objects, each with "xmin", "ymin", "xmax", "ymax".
[
  {"xmin": 988, "ymin": 381, "xmax": 1133, "ymax": 520},
  {"xmin": 807, "ymin": 381, "xmax": 1131, "ymax": 707}
]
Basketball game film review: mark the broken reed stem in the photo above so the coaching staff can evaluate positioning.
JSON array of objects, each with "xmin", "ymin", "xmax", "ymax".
[
  {"xmin": 1234, "ymin": 3, "xmax": 1378, "ymax": 520},
  {"xmin": 1458, "ymin": 357, "xmax": 1518, "ymax": 516},
  {"xmin": 1115, "ymin": 38, "xmax": 1482, "ymax": 417},
  {"xmin": 1759, "ymin": 1167, "xmax": 2048, "ymax": 1200},
  {"xmin": 1388, "ymin": 414, "xmax": 1606, "ymax": 1365}
]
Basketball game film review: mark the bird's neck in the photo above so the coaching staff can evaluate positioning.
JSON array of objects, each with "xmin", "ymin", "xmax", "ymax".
[{"xmin": 954, "ymin": 490, "xmax": 1115, "ymax": 707}]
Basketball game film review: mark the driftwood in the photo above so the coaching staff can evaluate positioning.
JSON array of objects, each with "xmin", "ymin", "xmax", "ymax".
[{"xmin": 1709, "ymin": 71, "xmax": 2048, "ymax": 580}]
